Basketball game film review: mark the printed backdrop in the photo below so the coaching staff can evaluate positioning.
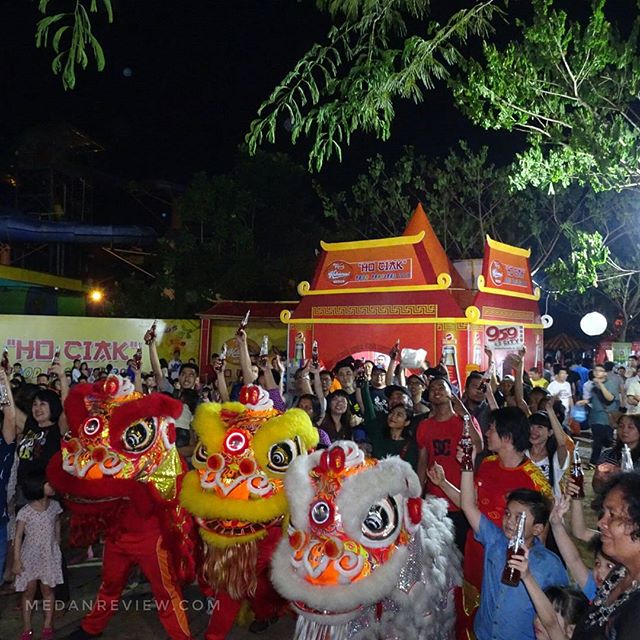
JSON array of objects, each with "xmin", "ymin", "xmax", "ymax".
[{"xmin": 0, "ymin": 315, "xmax": 200, "ymax": 381}]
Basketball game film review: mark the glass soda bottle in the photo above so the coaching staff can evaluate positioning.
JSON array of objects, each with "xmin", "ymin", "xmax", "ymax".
[
  {"xmin": 501, "ymin": 511, "xmax": 527, "ymax": 587},
  {"xmin": 133, "ymin": 347, "xmax": 142, "ymax": 371},
  {"xmin": 144, "ymin": 321, "xmax": 157, "ymax": 345},
  {"xmin": 0, "ymin": 346, "xmax": 9, "ymax": 406},
  {"xmin": 621, "ymin": 444, "xmax": 634, "ymax": 472},
  {"xmin": 259, "ymin": 335, "xmax": 269, "ymax": 365},
  {"xmin": 571, "ymin": 448, "xmax": 585, "ymax": 498},
  {"xmin": 459, "ymin": 415, "xmax": 474, "ymax": 472},
  {"xmin": 237, "ymin": 310, "xmax": 250, "ymax": 335},
  {"xmin": 216, "ymin": 344, "xmax": 227, "ymax": 372}
]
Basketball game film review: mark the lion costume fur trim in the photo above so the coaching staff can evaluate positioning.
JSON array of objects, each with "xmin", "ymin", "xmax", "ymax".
[{"xmin": 201, "ymin": 539, "xmax": 259, "ymax": 600}]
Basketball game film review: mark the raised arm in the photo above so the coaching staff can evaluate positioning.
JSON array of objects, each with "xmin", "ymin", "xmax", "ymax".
[
  {"xmin": 215, "ymin": 364, "xmax": 229, "ymax": 403},
  {"xmin": 509, "ymin": 549, "xmax": 569, "ymax": 640},
  {"xmin": 512, "ymin": 350, "xmax": 531, "ymax": 416},
  {"xmin": 0, "ymin": 369, "xmax": 16, "ymax": 444},
  {"xmin": 567, "ymin": 480, "xmax": 598, "ymax": 542},
  {"xmin": 426, "ymin": 461, "xmax": 461, "ymax": 507},
  {"xmin": 460, "ymin": 465, "xmax": 481, "ymax": 533},
  {"xmin": 549, "ymin": 496, "xmax": 591, "ymax": 589},
  {"xmin": 386, "ymin": 343, "xmax": 399, "ymax": 387},
  {"xmin": 236, "ymin": 329, "xmax": 256, "ymax": 386},
  {"xmin": 548, "ymin": 398, "xmax": 569, "ymax": 468}
]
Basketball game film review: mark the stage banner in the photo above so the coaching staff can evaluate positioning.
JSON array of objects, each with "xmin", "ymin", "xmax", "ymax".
[{"xmin": 0, "ymin": 315, "xmax": 200, "ymax": 381}]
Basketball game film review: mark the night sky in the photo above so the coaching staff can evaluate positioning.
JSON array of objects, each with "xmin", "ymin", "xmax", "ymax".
[
  {"xmin": 0, "ymin": 0, "xmax": 507, "ymax": 188},
  {"xmin": 1, "ymin": 2, "xmax": 634, "ymax": 188}
]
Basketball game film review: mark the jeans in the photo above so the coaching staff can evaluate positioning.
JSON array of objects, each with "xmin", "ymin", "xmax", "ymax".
[{"xmin": 590, "ymin": 423, "xmax": 614, "ymax": 464}]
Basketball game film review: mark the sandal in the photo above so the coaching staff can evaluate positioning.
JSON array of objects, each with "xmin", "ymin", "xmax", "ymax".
[
  {"xmin": 41, "ymin": 628, "xmax": 55, "ymax": 640},
  {"xmin": 19, "ymin": 631, "xmax": 33, "ymax": 640}
]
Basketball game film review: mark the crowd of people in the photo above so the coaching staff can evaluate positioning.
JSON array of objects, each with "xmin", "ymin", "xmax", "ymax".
[{"xmin": 1, "ymin": 332, "xmax": 640, "ymax": 640}]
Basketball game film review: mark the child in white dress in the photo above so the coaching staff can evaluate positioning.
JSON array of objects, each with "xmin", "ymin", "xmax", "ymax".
[{"xmin": 13, "ymin": 474, "xmax": 63, "ymax": 640}]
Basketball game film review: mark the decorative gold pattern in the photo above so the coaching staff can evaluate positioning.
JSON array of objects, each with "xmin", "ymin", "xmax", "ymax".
[
  {"xmin": 481, "ymin": 307, "xmax": 534, "ymax": 323},
  {"xmin": 437, "ymin": 323, "xmax": 469, "ymax": 331},
  {"xmin": 311, "ymin": 304, "xmax": 438, "ymax": 317}
]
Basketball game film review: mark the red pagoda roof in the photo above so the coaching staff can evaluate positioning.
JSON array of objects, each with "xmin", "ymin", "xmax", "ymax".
[{"xmin": 199, "ymin": 300, "xmax": 297, "ymax": 320}]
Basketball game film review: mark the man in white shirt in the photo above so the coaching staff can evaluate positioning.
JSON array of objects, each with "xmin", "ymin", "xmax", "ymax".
[{"xmin": 547, "ymin": 365, "xmax": 573, "ymax": 416}]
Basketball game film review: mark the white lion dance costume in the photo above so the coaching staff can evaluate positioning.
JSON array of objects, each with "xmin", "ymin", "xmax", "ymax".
[{"xmin": 271, "ymin": 441, "xmax": 461, "ymax": 640}]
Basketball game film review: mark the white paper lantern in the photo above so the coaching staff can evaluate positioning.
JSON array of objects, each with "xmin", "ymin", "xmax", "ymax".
[{"xmin": 580, "ymin": 312, "xmax": 607, "ymax": 336}]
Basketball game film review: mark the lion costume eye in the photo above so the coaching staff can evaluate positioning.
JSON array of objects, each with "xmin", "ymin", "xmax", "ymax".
[
  {"xmin": 310, "ymin": 499, "xmax": 333, "ymax": 526},
  {"xmin": 193, "ymin": 443, "xmax": 208, "ymax": 465},
  {"xmin": 267, "ymin": 437, "xmax": 302, "ymax": 473},
  {"xmin": 83, "ymin": 418, "xmax": 101, "ymax": 436},
  {"xmin": 362, "ymin": 497, "xmax": 399, "ymax": 541},
  {"xmin": 122, "ymin": 419, "xmax": 156, "ymax": 453}
]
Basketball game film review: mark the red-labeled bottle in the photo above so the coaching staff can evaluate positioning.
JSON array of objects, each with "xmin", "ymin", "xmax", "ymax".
[
  {"xmin": 501, "ymin": 512, "xmax": 527, "ymax": 587},
  {"xmin": 216, "ymin": 344, "xmax": 227, "ymax": 372},
  {"xmin": 133, "ymin": 348, "xmax": 142, "ymax": 371},
  {"xmin": 459, "ymin": 415, "xmax": 474, "ymax": 472},
  {"xmin": 144, "ymin": 321, "xmax": 157, "ymax": 345},
  {"xmin": 571, "ymin": 449, "xmax": 585, "ymax": 499}
]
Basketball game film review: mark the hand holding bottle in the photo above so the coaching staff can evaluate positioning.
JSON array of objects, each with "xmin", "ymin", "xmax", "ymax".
[{"xmin": 507, "ymin": 545, "xmax": 530, "ymax": 581}]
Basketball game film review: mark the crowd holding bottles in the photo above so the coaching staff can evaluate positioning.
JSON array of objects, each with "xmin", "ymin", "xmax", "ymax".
[{"xmin": 1, "ymin": 319, "xmax": 640, "ymax": 640}]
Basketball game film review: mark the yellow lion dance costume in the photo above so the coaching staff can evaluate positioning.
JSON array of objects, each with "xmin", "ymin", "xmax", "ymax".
[{"xmin": 179, "ymin": 384, "xmax": 318, "ymax": 639}]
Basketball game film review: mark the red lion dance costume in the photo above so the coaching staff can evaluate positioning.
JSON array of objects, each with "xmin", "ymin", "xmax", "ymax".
[
  {"xmin": 179, "ymin": 385, "xmax": 319, "ymax": 640},
  {"xmin": 47, "ymin": 375, "xmax": 196, "ymax": 640}
]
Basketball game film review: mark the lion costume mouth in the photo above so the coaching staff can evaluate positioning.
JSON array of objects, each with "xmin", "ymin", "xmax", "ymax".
[{"xmin": 196, "ymin": 515, "xmax": 283, "ymax": 538}]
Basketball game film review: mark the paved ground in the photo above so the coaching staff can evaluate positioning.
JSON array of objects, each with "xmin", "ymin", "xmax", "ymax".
[
  {"xmin": 0, "ymin": 567, "xmax": 296, "ymax": 639},
  {"xmin": 0, "ymin": 438, "xmax": 597, "ymax": 639}
]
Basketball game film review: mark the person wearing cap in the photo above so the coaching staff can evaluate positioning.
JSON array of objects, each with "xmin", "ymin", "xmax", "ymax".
[
  {"xmin": 358, "ymin": 377, "xmax": 418, "ymax": 470},
  {"xmin": 406, "ymin": 374, "xmax": 429, "ymax": 419},
  {"xmin": 369, "ymin": 365, "xmax": 389, "ymax": 413},
  {"xmin": 525, "ymin": 410, "xmax": 570, "ymax": 497}
]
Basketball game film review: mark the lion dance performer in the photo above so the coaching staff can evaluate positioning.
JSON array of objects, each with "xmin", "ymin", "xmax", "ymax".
[
  {"xmin": 271, "ymin": 440, "xmax": 461, "ymax": 640},
  {"xmin": 47, "ymin": 375, "xmax": 196, "ymax": 640},
  {"xmin": 179, "ymin": 384, "xmax": 319, "ymax": 639}
]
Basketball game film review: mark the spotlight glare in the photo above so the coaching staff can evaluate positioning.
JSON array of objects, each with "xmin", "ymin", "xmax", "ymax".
[{"xmin": 89, "ymin": 289, "xmax": 104, "ymax": 303}]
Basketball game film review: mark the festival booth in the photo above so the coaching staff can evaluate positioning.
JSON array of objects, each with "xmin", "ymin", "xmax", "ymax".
[
  {"xmin": 198, "ymin": 300, "xmax": 293, "ymax": 383},
  {"xmin": 280, "ymin": 204, "xmax": 543, "ymax": 385}
]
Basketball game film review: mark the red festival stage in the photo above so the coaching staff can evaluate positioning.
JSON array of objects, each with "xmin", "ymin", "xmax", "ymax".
[{"xmin": 280, "ymin": 204, "xmax": 543, "ymax": 385}]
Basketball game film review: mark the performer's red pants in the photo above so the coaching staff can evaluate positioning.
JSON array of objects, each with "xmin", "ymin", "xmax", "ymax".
[
  {"xmin": 81, "ymin": 531, "xmax": 191, "ymax": 640},
  {"xmin": 204, "ymin": 527, "xmax": 283, "ymax": 640}
]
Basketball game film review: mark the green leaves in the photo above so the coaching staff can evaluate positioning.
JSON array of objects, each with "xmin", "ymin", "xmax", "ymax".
[
  {"xmin": 36, "ymin": 0, "xmax": 113, "ymax": 90},
  {"xmin": 546, "ymin": 228, "xmax": 609, "ymax": 294},
  {"xmin": 453, "ymin": 0, "xmax": 640, "ymax": 192},
  {"xmin": 246, "ymin": 0, "xmax": 502, "ymax": 171}
]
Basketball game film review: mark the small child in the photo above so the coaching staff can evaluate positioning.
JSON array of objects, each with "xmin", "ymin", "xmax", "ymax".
[
  {"xmin": 460, "ymin": 464, "xmax": 568, "ymax": 640},
  {"xmin": 508, "ymin": 549, "xmax": 589, "ymax": 639},
  {"xmin": 13, "ymin": 474, "xmax": 63, "ymax": 640}
]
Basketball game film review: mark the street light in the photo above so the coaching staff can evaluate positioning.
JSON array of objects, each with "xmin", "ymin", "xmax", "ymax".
[{"xmin": 88, "ymin": 288, "xmax": 104, "ymax": 303}]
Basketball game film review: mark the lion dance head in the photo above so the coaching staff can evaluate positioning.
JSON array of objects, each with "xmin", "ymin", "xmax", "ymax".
[
  {"xmin": 179, "ymin": 384, "xmax": 319, "ymax": 599},
  {"xmin": 47, "ymin": 374, "xmax": 195, "ymax": 582},
  {"xmin": 271, "ymin": 440, "xmax": 462, "ymax": 640}
]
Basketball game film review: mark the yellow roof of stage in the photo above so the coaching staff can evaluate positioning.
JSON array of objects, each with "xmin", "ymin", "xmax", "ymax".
[{"xmin": 0, "ymin": 265, "xmax": 87, "ymax": 292}]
